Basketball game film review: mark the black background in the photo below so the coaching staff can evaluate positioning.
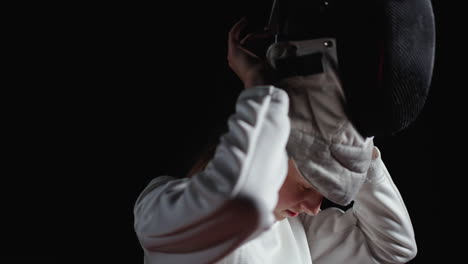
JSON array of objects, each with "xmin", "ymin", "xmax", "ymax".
[{"xmin": 4, "ymin": 0, "xmax": 446, "ymax": 262}]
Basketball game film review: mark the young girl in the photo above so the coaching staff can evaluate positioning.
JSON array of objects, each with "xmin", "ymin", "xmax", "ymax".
[{"xmin": 134, "ymin": 18, "xmax": 417, "ymax": 264}]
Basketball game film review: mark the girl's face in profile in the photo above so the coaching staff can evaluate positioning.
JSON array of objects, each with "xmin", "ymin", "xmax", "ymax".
[{"xmin": 274, "ymin": 159, "xmax": 323, "ymax": 221}]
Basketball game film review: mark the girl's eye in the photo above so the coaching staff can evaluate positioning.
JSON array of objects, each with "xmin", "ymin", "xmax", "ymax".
[
  {"xmin": 299, "ymin": 184, "xmax": 310, "ymax": 192},
  {"xmin": 302, "ymin": 183, "xmax": 315, "ymax": 192}
]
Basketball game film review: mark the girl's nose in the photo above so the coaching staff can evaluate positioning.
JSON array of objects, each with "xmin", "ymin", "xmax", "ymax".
[
  {"xmin": 300, "ymin": 202, "xmax": 321, "ymax": 216},
  {"xmin": 300, "ymin": 192, "xmax": 323, "ymax": 216}
]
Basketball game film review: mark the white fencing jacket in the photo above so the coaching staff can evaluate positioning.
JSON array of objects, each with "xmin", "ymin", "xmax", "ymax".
[{"xmin": 134, "ymin": 86, "xmax": 417, "ymax": 264}]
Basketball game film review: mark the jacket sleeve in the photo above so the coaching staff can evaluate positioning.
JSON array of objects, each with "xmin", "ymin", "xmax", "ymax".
[
  {"xmin": 300, "ymin": 147, "xmax": 417, "ymax": 264},
  {"xmin": 134, "ymin": 86, "xmax": 291, "ymax": 263}
]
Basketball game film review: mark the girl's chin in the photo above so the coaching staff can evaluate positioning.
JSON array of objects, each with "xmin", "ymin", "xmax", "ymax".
[
  {"xmin": 274, "ymin": 210, "xmax": 292, "ymax": 221},
  {"xmin": 274, "ymin": 211, "xmax": 286, "ymax": 221}
]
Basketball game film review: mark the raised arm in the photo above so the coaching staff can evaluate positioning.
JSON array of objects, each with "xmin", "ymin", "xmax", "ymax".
[
  {"xmin": 134, "ymin": 85, "xmax": 290, "ymax": 263},
  {"xmin": 301, "ymin": 147, "xmax": 417, "ymax": 264}
]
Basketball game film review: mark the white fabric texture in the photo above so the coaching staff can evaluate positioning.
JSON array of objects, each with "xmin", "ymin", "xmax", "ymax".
[
  {"xmin": 215, "ymin": 217, "xmax": 312, "ymax": 264},
  {"xmin": 134, "ymin": 86, "xmax": 416, "ymax": 264},
  {"xmin": 134, "ymin": 86, "xmax": 291, "ymax": 263},
  {"xmin": 266, "ymin": 39, "xmax": 374, "ymax": 205}
]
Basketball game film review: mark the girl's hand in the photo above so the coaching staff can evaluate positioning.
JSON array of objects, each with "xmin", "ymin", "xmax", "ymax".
[{"xmin": 227, "ymin": 18, "xmax": 275, "ymax": 88}]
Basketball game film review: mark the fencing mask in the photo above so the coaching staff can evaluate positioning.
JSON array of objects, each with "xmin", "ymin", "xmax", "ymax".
[{"xmin": 266, "ymin": 0, "xmax": 435, "ymax": 205}]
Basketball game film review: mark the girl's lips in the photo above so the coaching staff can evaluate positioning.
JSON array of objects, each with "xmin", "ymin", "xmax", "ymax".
[{"xmin": 286, "ymin": 210, "xmax": 299, "ymax": 217}]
